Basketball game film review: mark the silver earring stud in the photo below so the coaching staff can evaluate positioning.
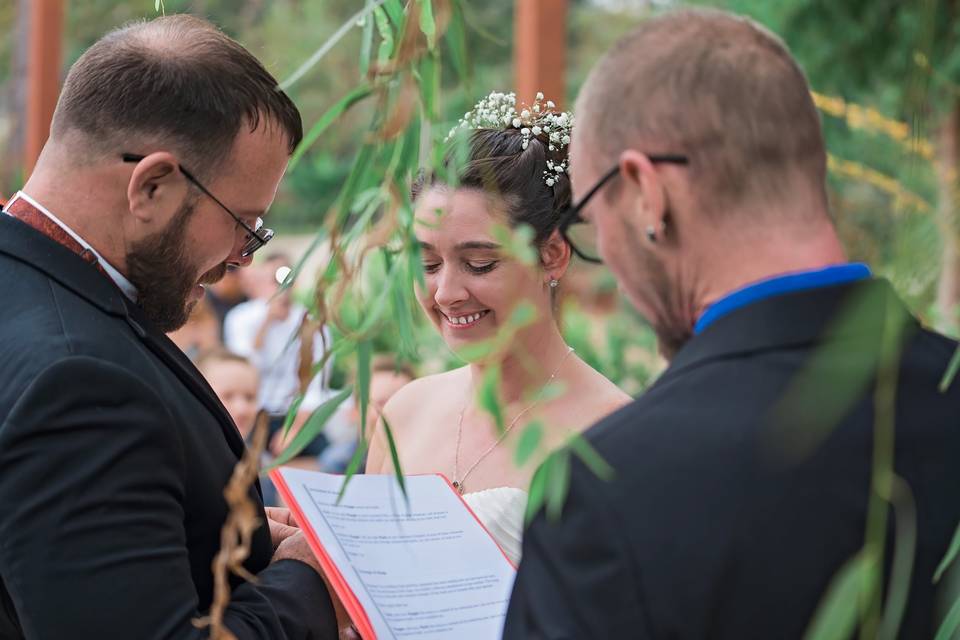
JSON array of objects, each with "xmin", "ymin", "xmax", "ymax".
[
  {"xmin": 645, "ymin": 225, "xmax": 658, "ymax": 243},
  {"xmin": 549, "ymin": 279, "xmax": 560, "ymax": 288}
]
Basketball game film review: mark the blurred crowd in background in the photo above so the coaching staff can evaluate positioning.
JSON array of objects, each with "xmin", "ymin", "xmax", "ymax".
[{"xmin": 169, "ymin": 255, "xmax": 417, "ymax": 505}]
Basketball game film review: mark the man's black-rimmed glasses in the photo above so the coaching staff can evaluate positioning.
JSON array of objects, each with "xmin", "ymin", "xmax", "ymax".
[
  {"xmin": 122, "ymin": 153, "xmax": 274, "ymax": 258},
  {"xmin": 558, "ymin": 154, "xmax": 689, "ymax": 264}
]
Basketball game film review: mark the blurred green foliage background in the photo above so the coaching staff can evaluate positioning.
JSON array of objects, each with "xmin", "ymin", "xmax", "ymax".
[{"xmin": 1, "ymin": 0, "xmax": 955, "ymax": 389}]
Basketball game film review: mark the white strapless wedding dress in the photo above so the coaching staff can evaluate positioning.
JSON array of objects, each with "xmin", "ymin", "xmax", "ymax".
[{"xmin": 462, "ymin": 487, "xmax": 528, "ymax": 566}]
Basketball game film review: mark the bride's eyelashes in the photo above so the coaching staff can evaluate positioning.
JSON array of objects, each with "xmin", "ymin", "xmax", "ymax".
[
  {"xmin": 467, "ymin": 261, "xmax": 498, "ymax": 275},
  {"xmin": 421, "ymin": 260, "xmax": 500, "ymax": 275}
]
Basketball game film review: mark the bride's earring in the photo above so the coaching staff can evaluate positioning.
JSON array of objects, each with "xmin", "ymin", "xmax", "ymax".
[{"xmin": 549, "ymin": 278, "xmax": 560, "ymax": 288}]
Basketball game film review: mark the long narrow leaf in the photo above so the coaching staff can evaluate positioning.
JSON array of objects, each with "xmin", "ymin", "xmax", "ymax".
[
  {"xmin": 336, "ymin": 438, "xmax": 370, "ymax": 504},
  {"xmin": 279, "ymin": 394, "xmax": 305, "ymax": 438},
  {"xmin": 514, "ymin": 420, "xmax": 544, "ymax": 467},
  {"xmin": 524, "ymin": 456, "xmax": 550, "ymax": 525},
  {"xmin": 373, "ymin": 7, "xmax": 395, "ymax": 65},
  {"xmin": 418, "ymin": 52, "xmax": 439, "ymax": 120},
  {"xmin": 280, "ymin": 231, "xmax": 327, "ymax": 292},
  {"xmin": 878, "ymin": 476, "xmax": 917, "ymax": 640},
  {"xmin": 568, "ymin": 434, "xmax": 615, "ymax": 481},
  {"xmin": 934, "ymin": 592, "xmax": 960, "ymax": 640},
  {"xmin": 407, "ymin": 230, "xmax": 426, "ymax": 289},
  {"xmin": 356, "ymin": 276, "xmax": 396, "ymax": 336},
  {"xmin": 935, "ymin": 520, "xmax": 960, "ymax": 583},
  {"xmin": 382, "ymin": 0, "xmax": 404, "ymax": 29},
  {"xmin": 357, "ymin": 340, "xmax": 372, "ymax": 438},
  {"xmin": 477, "ymin": 365, "xmax": 504, "ymax": 434},
  {"xmin": 335, "ymin": 143, "xmax": 377, "ymax": 226},
  {"xmin": 418, "ymin": 0, "xmax": 436, "ymax": 49},
  {"xmin": 290, "ymin": 85, "xmax": 373, "ymax": 170},
  {"xmin": 803, "ymin": 551, "xmax": 878, "ymax": 640},
  {"xmin": 381, "ymin": 415, "xmax": 408, "ymax": 502},
  {"xmin": 545, "ymin": 451, "xmax": 571, "ymax": 522},
  {"xmin": 388, "ymin": 259, "xmax": 418, "ymax": 358},
  {"xmin": 359, "ymin": 0, "xmax": 375, "ymax": 77},
  {"xmin": 265, "ymin": 387, "xmax": 353, "ymax": 470},
  {"xmin": 939, "ymin": 346, "xmax": 960, "ymax": 392},
  {"xmin": 396, "ymin": 116, "xmax": 422, "ymax": 181},
  {"xmin": 279, "ymin": 0, "xmax": 387, "ymax": 90}
]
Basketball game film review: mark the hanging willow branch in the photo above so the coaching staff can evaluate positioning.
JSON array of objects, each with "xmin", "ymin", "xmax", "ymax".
[{"xmin": 193, "ymin": 411, "xmax": 270, "ymax": 639}]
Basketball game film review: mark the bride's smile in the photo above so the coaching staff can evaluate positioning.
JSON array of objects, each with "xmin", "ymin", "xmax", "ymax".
[{"xmin": 439, "ymin": 308, "xmax": 491, "ymax": 329}]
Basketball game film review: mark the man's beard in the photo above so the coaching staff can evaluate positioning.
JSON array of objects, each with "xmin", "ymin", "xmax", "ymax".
[{"xmin": 126, "ymin": 198, "xmax": 227, "ymax": 333}]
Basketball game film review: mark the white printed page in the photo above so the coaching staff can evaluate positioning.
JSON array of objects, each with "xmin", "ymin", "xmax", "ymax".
[{"xmin": 274, "ymin": 468, "xmax": 517, "ymax": 640}]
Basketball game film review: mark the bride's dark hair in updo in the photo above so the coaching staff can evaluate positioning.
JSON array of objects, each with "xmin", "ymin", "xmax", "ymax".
[{"xmin": 413, "ymin": 124, "xmax": 572, "ymax": 249}]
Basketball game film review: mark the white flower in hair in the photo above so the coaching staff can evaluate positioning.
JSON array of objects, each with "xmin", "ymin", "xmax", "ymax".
[{"xmin": 447, "ymin": 89, "xmax": 574, "ymax": 188}]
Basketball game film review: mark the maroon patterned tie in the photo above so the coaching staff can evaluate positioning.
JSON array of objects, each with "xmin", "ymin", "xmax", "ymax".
[{"xmin": 5, "ymin": 197, "xmax": 112, "ymax": 280}]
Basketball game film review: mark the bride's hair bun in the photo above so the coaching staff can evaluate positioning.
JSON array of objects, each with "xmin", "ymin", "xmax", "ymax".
[{"xmin": 414, "ymin": 91, "xmax": 573, "ymax": 248}]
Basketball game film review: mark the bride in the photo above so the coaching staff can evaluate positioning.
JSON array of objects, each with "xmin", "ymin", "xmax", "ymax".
[{"xmin": 366, "ymin": 92, "xmax": 630, "ymax": 565}]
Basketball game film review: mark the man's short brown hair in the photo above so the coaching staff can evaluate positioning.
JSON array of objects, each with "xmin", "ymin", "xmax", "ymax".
[
  {"xmin": 577, "ymin": 8, "xmax": 827, "ymax": 216},
  {"xmin": 51, "ymin": 14, "xmax": 302, "ymax": 179}
]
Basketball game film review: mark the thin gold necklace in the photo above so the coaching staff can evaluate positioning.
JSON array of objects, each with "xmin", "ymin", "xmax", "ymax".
[{"xmin": 452, "ymin": 346, "xmax": 575, "ymax": 495}]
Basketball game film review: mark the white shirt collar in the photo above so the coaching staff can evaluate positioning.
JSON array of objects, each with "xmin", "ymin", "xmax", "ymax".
[{"xmin": 7, "ymin": 191, "xmax": 139, "ymax": 302}]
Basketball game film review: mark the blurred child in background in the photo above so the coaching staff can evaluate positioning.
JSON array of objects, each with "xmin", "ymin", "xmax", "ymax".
[
  {"xmin": 197, "ymin": 350, "xmax": 282, "ymax": 505},
  {"xmin": 197, "ymin": 350, "xmax": 260, "ymax": 440}
]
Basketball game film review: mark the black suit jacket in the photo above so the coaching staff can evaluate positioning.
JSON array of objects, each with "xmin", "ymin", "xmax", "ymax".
[
  {"xmin": 505, "ymin": 279, "xmax": 960, "ymax": 638},
  {"xmin": 0, "ymin": 215, "xmax": 337, "ymax": 639}
]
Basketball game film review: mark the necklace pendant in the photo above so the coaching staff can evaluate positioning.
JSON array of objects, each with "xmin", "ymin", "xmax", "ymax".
[{"xmin": 452, "ymin": 481, "xmax": 463, "ymax": 494}]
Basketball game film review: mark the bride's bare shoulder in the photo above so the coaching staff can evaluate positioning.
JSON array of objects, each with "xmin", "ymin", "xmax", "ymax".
[{"xmin": 382, "ymin": 366, "xmax": 470, "ymax": 425}]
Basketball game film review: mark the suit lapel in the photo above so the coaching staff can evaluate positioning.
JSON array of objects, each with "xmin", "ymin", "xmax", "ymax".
[{"xmin": 122, "ymin": 300, "xmax": 247, "ymax": 459}]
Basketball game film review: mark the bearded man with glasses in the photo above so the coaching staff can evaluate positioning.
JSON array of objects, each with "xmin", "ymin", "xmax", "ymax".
[{"xmin": 0, "ymin": 15, "xmax": 338, "ymax": 639}]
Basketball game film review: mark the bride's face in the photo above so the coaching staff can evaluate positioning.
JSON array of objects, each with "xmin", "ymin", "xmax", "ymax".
[{"xmin": 413, "ymin": 187, "xmax": 552, "ymax": 352}]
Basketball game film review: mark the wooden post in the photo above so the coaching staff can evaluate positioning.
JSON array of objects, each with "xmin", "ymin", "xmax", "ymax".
[
  {"xmin": 514, "ymin": 0, "xmax": 568, "ymax": 108},
  {"xmin": 25, "ymin": 0, "xmax": 64, "ymax": 175}
]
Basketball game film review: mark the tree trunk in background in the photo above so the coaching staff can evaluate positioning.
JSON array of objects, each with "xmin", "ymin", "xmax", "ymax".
[
  {"xmin": 3, "ymin": 0, "xmax": 29, "ymax": 190},
  {"xmin": 935, "ymin": 101, "xmax": 960, "ymax": 335}
]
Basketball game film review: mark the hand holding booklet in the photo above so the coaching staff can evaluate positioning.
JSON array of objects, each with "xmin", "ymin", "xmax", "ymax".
[{"xmin": 270, "ymin": 467, "xmax": 517, "ymax": 640}]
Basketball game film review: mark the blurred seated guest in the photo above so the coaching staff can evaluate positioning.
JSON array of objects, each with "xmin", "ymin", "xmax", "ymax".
[
  {"xmin": 321, "ymin": 355, "xmax": 417, "ymax": 473},
  {"xmin": 197, "ymin": 349, "xmax": 260, "ymax": 440},
  {"xmin": 224, "ymin": 252, "xmax": 333, "ymax": 458},
  {"xmin": 196, "ymin": 349, "xmax": 291, "ymax": 506},
  {"xmin": 167, "ymin": 296, "xmax": 221, "ymax": 361}
]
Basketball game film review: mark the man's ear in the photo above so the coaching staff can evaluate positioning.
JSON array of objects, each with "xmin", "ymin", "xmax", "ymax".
[
  {"xmin": 540, "ymin": 228, "xmax": 572, "ymax": 281},
  {"xmin": 619, "ymin": 149, "xmax": 667, "ymax": 237},
  {"xmin": 125, "ymin": 151, "xmax": 190, "ymax": 226}
]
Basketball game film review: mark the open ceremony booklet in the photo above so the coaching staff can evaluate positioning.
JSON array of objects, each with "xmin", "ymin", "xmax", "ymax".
[{"xmin": 270, "ymin": 467, "xmax": 517, "ymax": 640}]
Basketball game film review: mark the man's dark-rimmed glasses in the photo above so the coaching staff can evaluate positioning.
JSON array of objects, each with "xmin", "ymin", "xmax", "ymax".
[
  {"xmin": 122, "ymin": 153, "xmax": 274, "ymax": 258},
  {"xmin": 558, "ymin": 154, "xmax": 689, "ymax": 264}
]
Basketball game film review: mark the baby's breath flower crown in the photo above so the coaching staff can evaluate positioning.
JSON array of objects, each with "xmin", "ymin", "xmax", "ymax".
[{"xmin": 447, "ymin": 90, "xmax": 573, "ymax": 188}]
